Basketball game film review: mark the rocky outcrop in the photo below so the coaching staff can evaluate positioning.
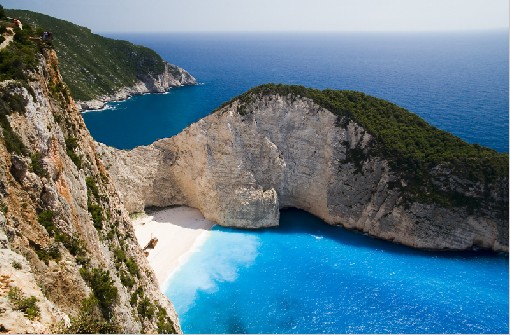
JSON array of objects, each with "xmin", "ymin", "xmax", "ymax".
[
  {"xmin": 76, "ymin": 62, "xmax": 196, "ymax": 111},
  {"xmin": 98, "ymin": 93, "xmax": 508, "ymax": 253},
  {"xmin": 0, "ymin": 49, "xmax": 180, "ymax": 333}
]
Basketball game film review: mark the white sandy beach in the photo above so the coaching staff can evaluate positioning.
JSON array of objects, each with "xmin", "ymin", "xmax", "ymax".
[{"xmin": 132, "ymin": 206, "xmax": 214, "ymax": 289}]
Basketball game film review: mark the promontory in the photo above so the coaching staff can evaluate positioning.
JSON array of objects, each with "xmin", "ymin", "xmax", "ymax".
[{"xmin": 99, "ymin": 84, "xmax": 509, "ymax": 252}]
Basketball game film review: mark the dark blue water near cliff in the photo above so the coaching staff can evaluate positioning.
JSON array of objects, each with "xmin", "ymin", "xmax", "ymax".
[
  {"xmin": 82, "ymin": 32, "xmax": 509, "ymax": 333},
  {"xmin": 85, "ymin": 31, "xmax": 508, "ymax": 152}
]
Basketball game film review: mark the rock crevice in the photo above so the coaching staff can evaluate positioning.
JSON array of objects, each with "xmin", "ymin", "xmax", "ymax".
[{"xmin": 98, "ymin": 94, "xmax": 509, "ymax": 252}]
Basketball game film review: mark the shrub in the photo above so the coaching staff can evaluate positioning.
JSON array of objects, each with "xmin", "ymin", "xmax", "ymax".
[
  {"xmin": 87, "ymin": 203, "xmax": 103, "ymax": 230},
  {"xmin": 55, "ymin": 233, "xmax": 85, "ymax": 257},
  {"xmin": 125, "ymin": 257, "xmax": 139, "ymax": 277},
  {"xmin": 130, "ymin": 286, "xmax": 142, "ymax": 306},
  {"xmin": 79, "ymin": 267, "xmax": 118, "ymax": 318},
  {"xmin": 85, "ymin": 176, "xmax": 103, "ymax": 229},
  {"xmin": 156, "ymin": 305, "xmax": 176, "ymax": 333},
  {"xmin": 29, "ymin": 240, "xmax": 61, "ymax": 264},
  {"xmin": 113, "ymin": 247, "xmax": 126, "ymax": 269},
  {"xmin": 65, "ymin": 294, "xmax": 120, "ymax": 334},
  {"xmin": 137, "ymin": 296, "xmax": 155, "ymax": 319},
  {"xmin": 8, "ymin": 287, "xmax": 40, "ymax": 320},
  {"xmin": 37, "ymin": 210, "xmax": 56, "ymax": 236},
  {"xmin": 85, "ymin": 176, "xmax": 100, "ymax": 201},
  {"xmin": 7, "ymin": 9, "xmax": 167, "ymax": 101},
  {"xmin": 11, "ymin": 261, "xmax": 22, "ymax": 270},
  {"xmin": 30, "ymin": 152, "xmax": 47, "ymax": 177},
  {"xmin": 120, "ymin": 270, "xmax": 135, "ymax": 288},
  {"xmin": 65, "ymin": 137, "xmax": 82, "ymax": 169},
  {"xmin": 37, "ymin": 209, "xmax": 86, "ymax": 257},
  {"xmin": 0, "ymin": 101, "xmax": 27, "ymax": 155},
  {"xmin": 75, "ymin": 254, "xmax": 89, "ymax": 266}
]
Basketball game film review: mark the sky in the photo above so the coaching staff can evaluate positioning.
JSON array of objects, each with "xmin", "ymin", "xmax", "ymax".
[{"xmin": 1, "ymin": 0, "xmax": 508, "ymax": 33}]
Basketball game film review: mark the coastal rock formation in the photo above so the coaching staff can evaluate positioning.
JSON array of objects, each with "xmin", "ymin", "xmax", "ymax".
[
  {"xmin": 0, "ymin": 49, "xmax": 180, "ymax": 332},
  {"xmin": 76, "ymin": 63, "xmax": 196, "ymax": 111},
  {"xmin": 99, "ymin": 86, "xmax": 508, "ymax": 253}
]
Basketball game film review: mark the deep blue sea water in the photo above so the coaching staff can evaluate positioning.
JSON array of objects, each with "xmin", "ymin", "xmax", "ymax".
[
  {"xmin": 82, "ymin": 32, "xmax": 509, "ymax": 333},
  {"xmin": 85, "ymin": 31, "xmax": 508, "ymax": 152}
]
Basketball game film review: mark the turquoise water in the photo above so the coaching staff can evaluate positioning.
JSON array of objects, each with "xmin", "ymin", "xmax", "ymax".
[
  {"xmin": 81, "ymin": 33, "xmax": 509, "ymax": 333},
  {"xmin": 167, "ymin": 209, "xmax": 508, "ymax": 334}
]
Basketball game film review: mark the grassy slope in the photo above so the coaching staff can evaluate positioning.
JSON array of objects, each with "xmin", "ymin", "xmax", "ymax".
[
  {"xmin": 221, "ymin": 84, "xmax": 508, "ymax": 210},
  {"xmin": 7, "ymin": 9, "xmax": 166, "ymax": 101}
]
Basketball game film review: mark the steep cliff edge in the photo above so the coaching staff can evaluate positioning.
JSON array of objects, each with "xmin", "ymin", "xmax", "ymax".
[
  {"xmin": 76, "ymin": 62, "xmax": 196, "ymax": 111},
  {"xmin": 0, "ymin": 31, "xmax": 180, "ymax": 332},
  {"xmin": 8, "ymin": 9, "xmax": 196, "ymax": 110},
  {"xmin": 99, "ymin": 84, "xmax": 508, "ymax": 253}
]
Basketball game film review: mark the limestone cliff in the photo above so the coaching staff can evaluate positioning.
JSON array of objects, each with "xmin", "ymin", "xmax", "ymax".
[
  {"xmin": 9, "ymin": 9, "xmax": 197, "ymax": 109},
  {"xmin": 76, "ymin": 63, "xmax": 196, "ymax": 111},
  {"xmin": 0, "ymin": 48, "xmax": 180, "ymax": 332},
  {"xmin": 99, "ymin": 85, "xmax": 508, "ymax": 253}
]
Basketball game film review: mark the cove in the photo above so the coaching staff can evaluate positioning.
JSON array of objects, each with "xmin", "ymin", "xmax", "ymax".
[
  {"xmin": 166, "ymin": 209, "xmax": 508, "ymax": 334},
  {"xmin": 80, "ymin": 32, "xmax": 509, "ymax": 333}
]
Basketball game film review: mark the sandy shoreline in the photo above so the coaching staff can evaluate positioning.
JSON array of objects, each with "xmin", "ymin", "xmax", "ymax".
[{"xmin": 132, "ymin": 206, "xmax": 214, "ymax": 289}]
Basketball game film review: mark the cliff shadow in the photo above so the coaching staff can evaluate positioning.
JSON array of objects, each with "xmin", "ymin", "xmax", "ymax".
[{"xmin": 143, "ymin": 205, "xmax": 215, "ymax": 231}]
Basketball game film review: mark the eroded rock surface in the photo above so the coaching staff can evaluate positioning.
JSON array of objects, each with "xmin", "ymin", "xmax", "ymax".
[
  {"xmin": 0, "ymin": 49, "xmax": 180, "ymax": 333},
  {"xmin": 77, "ymin": 63, "xmax": 196, "ymax": 111},
  {"xmin": 98, "ymin": 94, "xmax": 508, "ymax": 252}
]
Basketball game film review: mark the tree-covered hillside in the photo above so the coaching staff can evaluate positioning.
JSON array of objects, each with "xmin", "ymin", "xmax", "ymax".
[
  {"xmin": 222, "ymin": 84, "xmax": 508, "ymax": 210},
  {"xmin": 7, "ymin": 9, "xmax": 166, "ymax": 101}
]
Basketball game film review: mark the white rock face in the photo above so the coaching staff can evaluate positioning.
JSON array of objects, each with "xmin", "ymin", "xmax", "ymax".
[
  {"xmin": 76, "ymin": 62, "xmax": 196, "ymax": 111},
  {"xmin": 98, "ymin": 94, "xmax": 508, "ymax": 252}
]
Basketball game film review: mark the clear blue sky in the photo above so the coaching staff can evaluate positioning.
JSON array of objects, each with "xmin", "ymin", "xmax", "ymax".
[{"xmin": 1, "ymin": 0, "xmax": 508, "ymax": 33}]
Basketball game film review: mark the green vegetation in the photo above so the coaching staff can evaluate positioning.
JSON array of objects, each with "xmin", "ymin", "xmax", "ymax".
[
  {"xmin": 85, "ymin": 176, "xmax": 99, "ymax": 200},
  {"xmin": 86, "ymin": 176, "xmax": 104, "ymax": 229},
  {"xmin": 114, "ymin": 245, "xmax": 138, "ymax": 288},
  {"xmin": 120, "ymin": 270, "xmax": 135, "ymax": 288},
  {"xmin": 156, "ymin": 305, "xmax": 177, "ymax": 333},
  {"xmin": 126, "ymin": 284, "xmax": 175, "ymax": 332},
  {"xmin": 0, "ymin": 12, "xmax": 48, "ymax": 156},
  {"xmin": 37, "ymin": 210, "xmax": 56, "ymax": 235},
  {"xmin": 0, "ymin": 84, "xmax": 29, "ymax": 155},
  {"xmin": 88, "ymin": 203, "xmax": 103, "ymax": 229},
  {"xmin": 125, "ymin": 257, "xmax": 139, "ymax": 277},
  {"xmin": 8, "ymin": 9, "xmax": 167, "ymax": 101},
  {"xmin": 137, "ymin": 296, "xmax": 155, "ymax": 319},
  {"xmin": 29, "ymin": 239, "xmax": 61, "ymax": 264},
  {"xmin": 37, "ymin": 209, "xmax": 86, "ymax": 258},
  {"xmin": 221, "ymin": 84, "xmax": 508, "ymax": 209},
  {"xmin": 0, "ymin": 25, "xmax": 42, "ymax": 82},
  {"xmin": 64, "ymin": 137, "xmax": 82, "ymax": 169},
  {"xmin": 0, "ymin": 113, "xmax": 27, "ymax": 155},
  {"xmin": 79, "ymin": 267, "xmax": 118, "ymax": 318},
  {"xmin": 113, "ymin": 246, "xmax": 127, "ymax": 268},
  {"xmin": 11, "ymin": 260, "xmax": 22, "ymax": 270},
  {"xmin": 7, "ymin": 287, "xmax": 40, "ymax": 320},
  {"xmin": 30, "ymin": 152, "xmax": 47, "ymax": 177},
  {"xmin": 65, "ymin": 294, "xmax": 120, "ymax": 334},
  {"xmin": 130, "ymin": 286, "xmax": 143, "ymax": 306},
  {"xmin": 55, "ymin": 233, "xmax": 85, "ymax": 257}
]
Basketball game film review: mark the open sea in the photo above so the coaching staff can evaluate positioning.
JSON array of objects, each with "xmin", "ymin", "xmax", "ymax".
[{"xmin": 83, "ymin": 32, "xmax": 508, "ymax": 333}]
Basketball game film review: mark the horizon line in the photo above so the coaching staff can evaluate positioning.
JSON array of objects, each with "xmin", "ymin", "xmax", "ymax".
[{"xmin": 97, "ymin": 28, "xmax": 509, "ymax": 34}]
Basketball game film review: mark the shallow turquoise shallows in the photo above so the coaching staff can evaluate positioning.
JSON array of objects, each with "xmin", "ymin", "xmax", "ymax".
[
  {"xmin": 166, "ymin": 209, "xmax": 508, "ymax": 334},
  {"xmin": 81, "ymin": 32, "xmax": 509, "ymax": 333}
]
